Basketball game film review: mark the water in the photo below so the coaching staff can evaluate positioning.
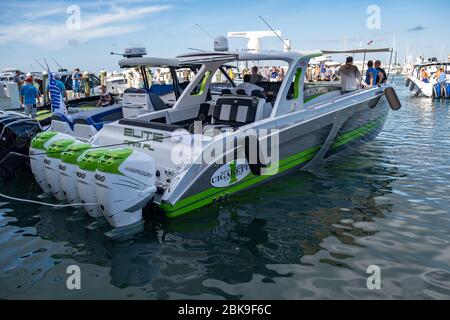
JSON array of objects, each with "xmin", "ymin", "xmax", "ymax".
[{"xmin": 1, "ymin": 77, "xmax": 450, "ymax": 299}]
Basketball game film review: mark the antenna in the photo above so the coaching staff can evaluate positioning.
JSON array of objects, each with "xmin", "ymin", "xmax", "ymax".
[
  {"xmin": 258, "ymin": 15, "xmax": 291, "ymax": 50},
  {"xmin": 188, "ymin": 47, "xmax": 206, "ymax": 52},
  {"xmin": 195, "ymin": 24, "xmax": 214, "ymax": 39}
]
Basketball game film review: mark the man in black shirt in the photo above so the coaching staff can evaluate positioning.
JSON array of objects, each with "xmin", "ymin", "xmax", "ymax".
[{"xmin": 375, "ymin": 60, "xmax": 387, "ymax": 84}]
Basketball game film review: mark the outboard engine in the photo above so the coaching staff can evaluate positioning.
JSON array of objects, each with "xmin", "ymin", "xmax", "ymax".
[
  {"xmin": 44, "ymin": 138, "xmax": 77, "ymax": 200},
  {"xmin": 444, "ymin": 83, "xmax": 450, "ymax": 99},
  {"xmin": 76, "ymin": 149, "xmax": 106, "ymax": 219},
  {"xmin": 59, "ymin": 142, "xmax": 91, "ymax": 204},
  {"xmin": 30, "ymin": 132, "xmax": 73, "ymax": 193},
  {"xmin": 433, "ymin": 83, "xmax": 442, "ymax": 99},
  {"xmin": 95, "ymin": 148, "xmax": 156, "ymax": 228}
]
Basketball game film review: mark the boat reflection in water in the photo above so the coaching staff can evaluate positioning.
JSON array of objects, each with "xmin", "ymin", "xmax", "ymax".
[{"xmin": 1, "ymin": 149, "xmax": 397, "ymax": 299}]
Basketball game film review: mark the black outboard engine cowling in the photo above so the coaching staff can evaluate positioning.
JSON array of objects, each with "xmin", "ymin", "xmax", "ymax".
[{"xmin": 0, "ymin": 118, "xmax": 42, "ymax": 181}]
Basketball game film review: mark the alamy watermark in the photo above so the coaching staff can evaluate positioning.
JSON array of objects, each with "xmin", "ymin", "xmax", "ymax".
[
  {"xmin": 168, "ymin": 122, "xmax": 280, "ymax": 176},
  {"xmin": 366, "ymin": 265, "xmax": 381, "ymax": 289},
  {"xmin": 67, "ymin": 5, "xmax": 82, "ymax": 30},
  {"xmin": 66, "ymin": 264, "xmax": 81, "ymax": 290},
  {"xmin": 366, "ymin": 5, "xmax": 381, "ymax": 30}
]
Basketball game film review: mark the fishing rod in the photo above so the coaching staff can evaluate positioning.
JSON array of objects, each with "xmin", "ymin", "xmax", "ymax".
[
  {"xmin": 34, "ymin": 59, "xmax": 46, "ymax": 71},
  {"xmin": 51, "ymin": 57, "xmax": 65, "ymax": 72},
  {"xmin": 258, "ymin": 15, "xmax": 291, "ymax": 51},
  {"xmin": 43, "ymin": 58, "xmax": 51, "ymax": 71}
]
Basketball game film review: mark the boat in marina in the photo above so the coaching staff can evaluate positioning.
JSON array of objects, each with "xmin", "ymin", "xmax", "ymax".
[
  {"xmin": 405, "ymin": 61, "xmax": 450, "ymax": 98},
  {"xmin": 0, "ymin": 49, "xmax": 203, "ymax": 181},
  {"xmin": 26, "ymin": 38, "xmax": 401, "ymax": 235}
]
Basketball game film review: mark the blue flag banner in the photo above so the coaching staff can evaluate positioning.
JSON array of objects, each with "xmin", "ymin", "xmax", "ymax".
[{"xmin": 48, "ymin": 71, "xmax": 68, "ymax": 115}]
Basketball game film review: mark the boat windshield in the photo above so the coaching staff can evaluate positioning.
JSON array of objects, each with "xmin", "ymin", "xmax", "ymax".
[{"xmin": 211, "ymin": 59, "xmax": 290, "ymax": 103}]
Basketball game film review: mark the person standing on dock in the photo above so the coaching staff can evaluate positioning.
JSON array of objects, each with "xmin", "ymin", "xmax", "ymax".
[
  {"xmin": 20, "ymin": 77, "xmax": 40, "ymax": 117},
  {"xmin": 13, "ymin": 71, "xmax": 23, "ymax": 92},
  {"xmin": 338, "ymin": 56, "xmax": 361, "ymax": 94},
  {"xmin": 71, "ymin": 68, "xmax": 82, "ymax": 99}
]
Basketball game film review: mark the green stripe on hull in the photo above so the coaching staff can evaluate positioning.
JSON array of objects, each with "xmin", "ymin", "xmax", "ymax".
[
  {"xmin": 304, "ymin": 92, "xmax": 326, "ymax": 103},
  {"xmin": 161, "ymin": 117, "xmax": 385, "ymax": 217}
]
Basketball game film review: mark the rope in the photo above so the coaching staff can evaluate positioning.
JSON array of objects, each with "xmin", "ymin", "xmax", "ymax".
[{"xmin": 0, "ymin": 192, "xmax": 98, "ymax": 207}]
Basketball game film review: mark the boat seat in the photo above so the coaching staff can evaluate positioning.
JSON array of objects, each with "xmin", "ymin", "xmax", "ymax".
[
  {"xmin": 203, "ymin": 95, "xmax": 271, "ymax": 136},
  {"xmin": 73, "ymin": 104, "xmax": 123, "ymax": 131},
  {"xmin": 212, "ymin": 96, "xmax": 258, "ymax": 126},
  {"xmin": 123, "ymin": 88, "xmax": 146, "ymax": 94},
  {"xmin": 51, "ymin": 113, "xmax": 74, "ymax": 130},
  {"xmin": 148, "ymin": 92, "xmax": 170, "ymax": 111},
  {"xmin": 122, "ymin": 87, "xmax": 170, "ymax": 117}
]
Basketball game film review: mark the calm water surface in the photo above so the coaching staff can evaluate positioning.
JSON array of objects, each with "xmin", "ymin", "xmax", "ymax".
[{"xmin": 1, "ymin": 77, "xmax": 449, "ymax": 299}]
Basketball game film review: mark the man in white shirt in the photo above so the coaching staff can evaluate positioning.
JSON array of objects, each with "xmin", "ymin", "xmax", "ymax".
[
  {"xmin": 233, "ymin": 74, "xmax": 264, "ymax": 95},
  {"xmin": 337, "ymin": 56, "xmax": 361, "ymax": 94}
]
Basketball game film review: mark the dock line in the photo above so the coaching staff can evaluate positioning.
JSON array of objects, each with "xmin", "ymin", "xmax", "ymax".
[{"xmin": 0, "ymin": 192, "xmax": 98, "ymax": 207}]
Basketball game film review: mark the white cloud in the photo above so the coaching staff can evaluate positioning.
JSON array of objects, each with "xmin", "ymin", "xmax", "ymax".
[
  {"xmin": 0, "ymin": 5, "xmax": 170, "ymax": 49},
  {"xmin": 22, "ymin": 7, "xmax": 66, "ymax": 19},
  {"xmin": 82, "ymin": 5, "xmax": 170, "ymax": 29}
]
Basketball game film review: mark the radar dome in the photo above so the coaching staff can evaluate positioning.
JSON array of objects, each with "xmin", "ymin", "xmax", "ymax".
[{"xmin": 214, "ymin": 36, "xmax": 229, "ymax": 51}]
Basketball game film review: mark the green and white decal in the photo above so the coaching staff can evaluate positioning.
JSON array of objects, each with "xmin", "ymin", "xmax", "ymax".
[{"xmin": 210, "ymin": 159, "xmax": 251, "ymax": 188}]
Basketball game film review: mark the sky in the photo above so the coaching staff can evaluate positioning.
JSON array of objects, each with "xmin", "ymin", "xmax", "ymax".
[{"xmin": 0, "ymin": 0, "xmax": 449, "ymax": 73}]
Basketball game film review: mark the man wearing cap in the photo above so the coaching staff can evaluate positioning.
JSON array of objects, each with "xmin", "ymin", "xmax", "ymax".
[{"xmin": 20, "ymin": 77, "xmax": 40, "ymax": 116}]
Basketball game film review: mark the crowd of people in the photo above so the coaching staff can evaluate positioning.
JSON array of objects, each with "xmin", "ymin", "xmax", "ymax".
[
  {"xmin": 13, "ymin": 55, "xmax": 395, "ymax": 117},
  {"xmin": 306, "ymin": 64, "xmax": 340, "ymax": 82},
  {"xmin": 13, "ymin": 67, "xmax": 105, "ymax": 116}
]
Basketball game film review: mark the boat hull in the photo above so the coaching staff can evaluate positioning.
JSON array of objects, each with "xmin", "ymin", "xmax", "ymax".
[{"xmin": 161, "ymin": 91, "xmax": 389, "ymax": 217}]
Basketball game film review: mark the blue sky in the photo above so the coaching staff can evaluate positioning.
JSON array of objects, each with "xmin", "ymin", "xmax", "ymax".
[{"xmin": 0, "ymin": 0, "xmax": 449, "ymax": 72}]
